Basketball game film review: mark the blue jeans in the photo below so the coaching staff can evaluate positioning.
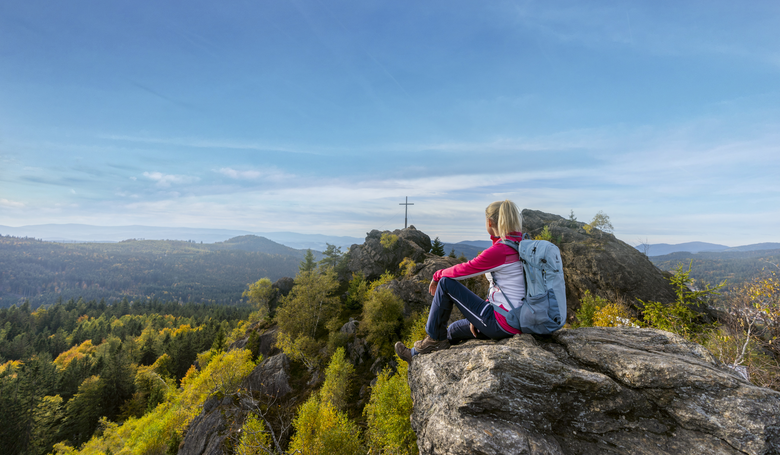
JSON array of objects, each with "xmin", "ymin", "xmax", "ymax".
[{"xmin": 425, "ymin": 277, "xmax": 513, "ymax": 344}]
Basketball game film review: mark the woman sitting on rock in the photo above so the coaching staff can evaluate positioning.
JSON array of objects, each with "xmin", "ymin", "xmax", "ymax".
[{"xmin": 395, "ymin": 199, "xmax": 524, "ymax": 362}]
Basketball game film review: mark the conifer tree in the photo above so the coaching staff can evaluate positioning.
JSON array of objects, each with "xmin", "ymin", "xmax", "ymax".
[
  {"xmin": 431, "ymin": 237, "xmax": 445, "ymax": 256},
  {"xmin": 318, "ymin": 243, "xmax": 345, "ymax": 271},
  {"xmin": 300, "ymin": 249, "xmax": 317, "ymax": 272}
]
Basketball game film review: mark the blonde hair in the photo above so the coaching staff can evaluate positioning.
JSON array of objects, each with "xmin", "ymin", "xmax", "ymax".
[{"xmin": 485, "ymin": 200, "xmax": 522, "ymax": 239}]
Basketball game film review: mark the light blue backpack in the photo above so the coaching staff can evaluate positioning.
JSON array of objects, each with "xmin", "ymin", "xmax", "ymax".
[{"xmin": 491, "ymin": 235, "xmax": 567, "ymax": 335}]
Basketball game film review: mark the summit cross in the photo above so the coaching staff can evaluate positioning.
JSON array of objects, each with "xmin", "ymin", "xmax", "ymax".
[{"xmin": 400, "ymin": 196, "xmax": 414, "ymax": 229}]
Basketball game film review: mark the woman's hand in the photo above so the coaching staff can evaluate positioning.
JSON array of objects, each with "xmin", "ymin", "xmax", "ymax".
[
  {"xmin": 470, "ymin": 323, "xmax": 478, "ymax": 338},
  {"xmin": 429, "ymin": 279, "xmax": 437, "ymax": 296}
]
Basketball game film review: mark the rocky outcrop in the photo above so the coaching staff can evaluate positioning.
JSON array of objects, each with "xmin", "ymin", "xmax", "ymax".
[
  {"xmin": 269, "ymin": 277, "xmax": 294, "ymax": 313},
  {"xmin": 408, "ymin": 327, "xmax": 780, "ymax": 455},
  {"xmin": 347, "ymin": 226, "xmax": 432, "ymax": 281},
  {"xmin": 180, "ymin": 352, "xmax": 293, "ymax": 455},
  {"xmin": 378, "ymin": 278, "xmax": 432, "ymax": 315},
  {"xmin": 178, "ymin": 397, "xmax": 242, "ymax": 455},
  {"xmin": 242, "ymin": 353, "xmax": 292, "ymax": 398},
  {"xmin": 229, "ymin": 326, "xmax": 279, "ymax": 359},
  {"xmin": 521, "ymin": 210, "xmax": 676, "ymax": 312},
  {"xmin": 414, "ymin": 255, "xmax": 462, "ymax": 282}
]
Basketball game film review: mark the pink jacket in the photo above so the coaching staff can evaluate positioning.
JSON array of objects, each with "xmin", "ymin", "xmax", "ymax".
[{"xmin": 433, "ymin": 232, "xmax": 525, "ymax": 334}]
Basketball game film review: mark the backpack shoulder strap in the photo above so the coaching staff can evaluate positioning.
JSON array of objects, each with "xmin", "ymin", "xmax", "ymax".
[{"xmin": 498, "ymin": 238, "xmax": 520, "ymax": 250}]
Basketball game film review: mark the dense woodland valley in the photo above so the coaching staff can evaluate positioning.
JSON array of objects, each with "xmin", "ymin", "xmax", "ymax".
[
  {"xmin": 0, "ymin": 228, "xmax": 779, "ymax": 455},
  {"xmin": 0, "ymin": 235, "xmax": 308, "ymax": 308}
]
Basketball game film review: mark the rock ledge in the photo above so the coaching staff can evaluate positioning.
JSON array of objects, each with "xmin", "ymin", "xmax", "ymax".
[{"xmin": 408, "ymin": 327, "xmax": 780, "ymax": 455}]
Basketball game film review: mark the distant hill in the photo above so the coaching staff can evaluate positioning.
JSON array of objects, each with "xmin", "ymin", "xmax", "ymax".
[
  {"xmin": 724, "ymin": 242, "xmax": 780, "ymax": 252},
  {"xmin": 0, "ymin": 224, "xmax": 363, "ymax": 251},
  {"xmin": 637, "ymin": 241, "xmax": 780, "ymax": 256},
  {"xmin": 457, "ymin": 240, "xmax": 492, "ymax": 249},
  {"xmin": 640, "ymin": 242, "xmax": 729, "ymax": 256},
  {"xmin": 441, "ymin": 240, "xmax": 492, "ymax": 260},
  {"xmin": 213, "ymin": 235, "xmax": 311, "ymax": 257},
  {"xmin": 649, "ymin": 248, "xmax": 780, "ymax": 288},
  {"xmin": 0, "ymin": 235, "xmax": 308, "ymax": 308}
]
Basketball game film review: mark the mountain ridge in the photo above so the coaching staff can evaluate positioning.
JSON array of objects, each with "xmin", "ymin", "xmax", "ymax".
[
  {"xmin": 0, "ymin": 224, "xmax": 363, "ymax": 251},
  {"xmin": 638, "ymin": 241, "xmax": 780, "ymax": 256}
]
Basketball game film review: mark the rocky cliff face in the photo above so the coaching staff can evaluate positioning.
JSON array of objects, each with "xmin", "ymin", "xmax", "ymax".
[{"xmin": 408, "ymin": 327, "xmax": 780, "ymax": 455}]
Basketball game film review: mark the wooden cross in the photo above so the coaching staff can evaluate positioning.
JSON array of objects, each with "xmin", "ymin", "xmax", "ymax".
[{"xmin": 399, "ymin": 196, "xmax": 414, "ymax": 229}]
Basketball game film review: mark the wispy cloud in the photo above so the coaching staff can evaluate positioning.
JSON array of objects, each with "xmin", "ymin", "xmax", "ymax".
[
  {"xmin": 142, "ymin": 171, "xmax": 199, "ymax": 188},
  {"xmin": 101, "ymin": 134, "xmax": 326, "ymax": 156},
  {"xmin": 217, "ymin": 167, "xmax": 292, "ymax": 181},
  {"xmin": 0, "ymin": 198, "xmax": 25, "ymax": 208}
]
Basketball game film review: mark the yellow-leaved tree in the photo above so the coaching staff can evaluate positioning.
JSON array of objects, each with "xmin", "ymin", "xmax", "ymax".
[
  {"xmin": 275, "ymin": 269, "xmax": 340, "ymax": 370},
  {"xmin": 319, "ymin": 347, "xmax": 354, "ymax": 411},
  {"xmin": 243, "ymin": 277, "xmax": 275, "ymax": 320},
  {"xmin": 362, "ymin": 288, "xmax": 406, "ymax": 357},
  {"xmin": 363, "ymin": 313, "xmax": 426, "ymax": 455},
  {"xmin": 53, "ymin": 349, "xmax": 257, "ymax": 455},
  {"xmin": 288, "ymin": 347, "xmax": 364, "ymax": 455}
]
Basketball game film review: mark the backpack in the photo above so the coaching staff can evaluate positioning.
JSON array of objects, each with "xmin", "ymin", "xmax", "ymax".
[{"xmin": 490, "ymin": 235, "xmax": 567, "ymax": 335}]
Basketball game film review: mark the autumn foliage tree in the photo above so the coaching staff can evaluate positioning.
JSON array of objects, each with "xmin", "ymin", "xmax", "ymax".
[
  {"xmin": 288, "ymin": 348, "xmax": 364, "ymax": 455},
  {"xmin": 275, "ymin": 269, "xmax": 340, "ymax": 370}
]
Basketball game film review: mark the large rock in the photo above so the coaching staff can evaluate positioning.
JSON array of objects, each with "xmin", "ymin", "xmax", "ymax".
[
  {"xmin": 242, "ymin": 353, "xmax": 292, "ymax": 398},
  {"xmin": 229, "ymin": 326, "xmax": 279, "ymax": 359},
  {"xmin": 378, "ymin": 278, "xmax": 431, "ymax": 315},
  {"xmin": 269, "ymin": 277, "xmax": 294, "ymax": 313},
  {"xmin": 414, "ymin": 256, "xmax": 461, "ymax": 282},
  {"xmin": 347, "ymin": 226, "xmax": 432, "ymax": 281},
  {"xmin": 178, "ymin": 397, "xmax": 242, "ymax": 455},
  {"xmin": 408, "ymin": 327, "xmax": 780, "ymax": 455},
  {"xmin": 521, "ymin": 210, "xmax": 677, "ymax": 313}
]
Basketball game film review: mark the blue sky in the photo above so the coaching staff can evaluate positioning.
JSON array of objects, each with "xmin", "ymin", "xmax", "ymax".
[{"xmin": 1, "ymin": 1, "xmax": 778, "ymax": 245}]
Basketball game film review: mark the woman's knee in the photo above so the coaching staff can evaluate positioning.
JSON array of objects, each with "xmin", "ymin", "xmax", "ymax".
[{"xmin": 439, "ymin": 277, "xmax": 456, "ymax": 290}]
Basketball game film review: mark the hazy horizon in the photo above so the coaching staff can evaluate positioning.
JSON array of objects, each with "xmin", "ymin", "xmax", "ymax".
[{"xmin": 2, "ymin": 222, "xmax": 777, "ymax": 250}]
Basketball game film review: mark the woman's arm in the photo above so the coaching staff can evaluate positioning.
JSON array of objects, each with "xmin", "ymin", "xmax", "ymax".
[{"xmin": 431, "ymin": 243, "xmax": 515, "ymax": 283}]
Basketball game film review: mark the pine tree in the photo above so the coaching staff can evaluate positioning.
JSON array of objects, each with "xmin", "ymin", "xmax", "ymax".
[
  {"xmin": 318, "ymin": 243, "xmax": 345, "ymax": 271},
  {"xmin": 430, "ymin": 237, "xmax": 445, "ymax": 256},
  {"xmin": 300, "ymin": 249, "xmax": 317, "ymax": 272}
]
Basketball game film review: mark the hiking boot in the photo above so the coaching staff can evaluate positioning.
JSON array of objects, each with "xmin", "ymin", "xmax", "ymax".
[
  {"xmin": 395, "ymin": 341, "xmax": 413, "ymax": 364},
  {"xmin": 413, "ymin": 336, "xmax": 450, "ymax": 354}
]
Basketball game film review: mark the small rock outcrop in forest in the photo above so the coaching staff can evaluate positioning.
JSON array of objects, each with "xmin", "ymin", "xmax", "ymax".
[
  {"xmin": 408, "ymin": 327, "xmax": 780, "ymax": 455},
  {"xmin": 347, "ymin": 226, "xmax": 432, "ymax": 281},
  {"xmin": 179, "ymin": 352, "xmax": 293, "ymax": 455}
]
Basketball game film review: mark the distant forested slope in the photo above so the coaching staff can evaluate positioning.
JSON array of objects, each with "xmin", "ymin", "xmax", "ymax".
[
  {"xmin": 0, "ymin": 235, "xmax": 305, "ymax": 308},
  {"xmin": 650, "ymin": 249, "xmax": 780, "ymax": 287}
]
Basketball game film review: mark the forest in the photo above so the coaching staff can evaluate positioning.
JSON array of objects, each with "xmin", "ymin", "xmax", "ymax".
[
  {"xmin": 0, "ymin": 296, "xmax": 252, "ymax": 454},
  {"xmin": 1, "ymin": 233, "xmax": 778, "ymax": 455},
  {"xmin": 0, "ymin": 235, "xmax": 308, "ymax": 308}
]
